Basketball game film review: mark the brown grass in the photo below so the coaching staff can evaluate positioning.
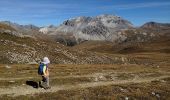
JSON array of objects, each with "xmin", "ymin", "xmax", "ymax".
[{"xmin": 0, "ymin": 63, "xmax": 169, "ymax": 99}]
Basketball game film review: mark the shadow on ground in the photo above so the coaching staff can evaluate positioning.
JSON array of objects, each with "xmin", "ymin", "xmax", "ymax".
[{"xmin": 26, "ymin": 80, "xmax": 38, "ymax": 89}]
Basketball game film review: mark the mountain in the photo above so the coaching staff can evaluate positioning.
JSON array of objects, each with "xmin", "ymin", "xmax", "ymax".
[
  {"xmin": 0, "ymin": 21, "xmax": 40, "ymax": 36},
  {"xmin": 140, "ymin": 22, "xmax": 170, "ymax": 36},
  {"xmin": 39, "ymin": 14, "xmax": 133, "ymax": 46}
]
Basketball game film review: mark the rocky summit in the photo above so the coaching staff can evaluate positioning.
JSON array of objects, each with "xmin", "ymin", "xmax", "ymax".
[{"xmin": 39, "ymin": 14, "xmax": 133, "ymax": 45}]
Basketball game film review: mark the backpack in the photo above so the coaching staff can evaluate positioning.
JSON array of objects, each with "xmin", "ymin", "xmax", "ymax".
[{"xmin": 38, "ymin": 63, "xmax": 45, "ymax": 75}]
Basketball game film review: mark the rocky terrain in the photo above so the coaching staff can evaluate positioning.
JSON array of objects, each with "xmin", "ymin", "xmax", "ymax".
[{"xmin": 40, "ymin": 14, "xmax": 133, "ymax": 45}]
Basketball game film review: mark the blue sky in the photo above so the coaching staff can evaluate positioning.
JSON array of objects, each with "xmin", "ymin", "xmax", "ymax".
[{"xmin": 0, "ymin": 0, "xmax": 170, "ymax": 26}]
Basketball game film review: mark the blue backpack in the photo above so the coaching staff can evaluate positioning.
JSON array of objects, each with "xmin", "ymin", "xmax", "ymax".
[{"xmin": 38, "ymin": 63, "xmax": 45, "ymax": 75}]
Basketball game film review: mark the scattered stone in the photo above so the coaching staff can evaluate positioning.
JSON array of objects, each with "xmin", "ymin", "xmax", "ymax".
[
  {"xmin": 9, "ymin": 80, "xmax": 15, "ymax": 83},
  {"xmin": 5, "ymin": 65, "xmax": 11, "ymax": 69},
  {"xmin": 125, "ymin": 97, "xmax": 129, "ymax": 100},
  {"xmin": 120, "ymin": 88, "xmax": 124, "ymax": 91},
  {"xmin": 120, "ymin": 87, "xmax": 128, "ymax": 93},
  {"xmin": 98, "ymin": 75, "xmax": 106, "ymax": 81},
  {"xmin": 160, "ymin": 80, "xmax": 166, "ymax": 83},
  {"xmin": 152, "ymin": 92, "xmax": 156, "ymax": 95},
  {"xmin": 156, "ymin": 94, "xmax": 160, "ymax": 98},
  {"xmin": 94, "ymin": 77, "xmax": 98, "ymax": 82}
]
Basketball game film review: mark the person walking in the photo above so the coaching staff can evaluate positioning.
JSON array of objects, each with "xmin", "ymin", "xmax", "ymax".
[{"xmin": 38, "ymin": 57, "xmax": 51, "ymax": 89}]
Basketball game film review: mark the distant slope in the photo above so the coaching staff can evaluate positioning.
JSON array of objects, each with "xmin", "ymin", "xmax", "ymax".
[
  {"xmin": 72, "ymin": 41, "xmax": 115, "ymax": 54},
  {"xmin": 112, "ymin": 36, "xmax": 170, "ymax": 54},
  {"xmin": 140, "ymin": 22, "xmax": 170, "ymax": 36},
  {"xmin": 93, "ymin": 37, "xmax": 169, "ymax": 54},
  {"xmin": 0, "ymin": 21, "xmax": 40, "ymax": 36}
]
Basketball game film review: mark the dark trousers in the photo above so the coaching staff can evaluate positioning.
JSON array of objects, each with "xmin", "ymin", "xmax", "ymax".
[{"xmin": 41, "ymin": 76, "xmax": 49, "ymax": 87}]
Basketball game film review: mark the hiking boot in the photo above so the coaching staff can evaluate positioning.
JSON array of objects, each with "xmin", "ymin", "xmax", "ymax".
[
  {"xmin": 44, "ymin": 86, "xmax": 51, "ymax": 90},
  {"xmin": 39, "ymin": 81, "xmax": 43, "ymax": 88}
]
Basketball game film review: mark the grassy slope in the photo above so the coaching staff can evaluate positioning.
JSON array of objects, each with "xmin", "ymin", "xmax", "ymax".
[
  {"xmin": 72, "ymin": 36, "xmax": 170, "ymax": 66},
  {"xmin": 73, "ymin": 36, "xmax": 170, "ymax": 54}
]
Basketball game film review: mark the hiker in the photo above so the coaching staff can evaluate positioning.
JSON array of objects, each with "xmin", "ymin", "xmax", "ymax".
[{"xmin": 38, "ymin": 57, "xmax": 50, "ymax": 89}]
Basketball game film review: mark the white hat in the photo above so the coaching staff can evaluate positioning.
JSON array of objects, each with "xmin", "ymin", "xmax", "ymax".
[{"xmin": 42, "ymin": 57, "xmax": 50, "ymax": 64}]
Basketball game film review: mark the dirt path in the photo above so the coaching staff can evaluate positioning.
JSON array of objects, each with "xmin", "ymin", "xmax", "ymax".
[
  {"xmin": 1, "ymin": 71, "xmax": 168, "ymax": 81},
  {"xmin": 0, "ymin": 71, "xmax": 135, "ymax": 81},
  {"xmin": 0, "ymin": 75, "xmax": 169, "ymax": 97}
]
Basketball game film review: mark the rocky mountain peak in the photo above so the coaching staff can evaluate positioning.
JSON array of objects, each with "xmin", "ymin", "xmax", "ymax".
[{"xmin": 39, "ymin": 14, "xmax": 134, "ymax": 45}]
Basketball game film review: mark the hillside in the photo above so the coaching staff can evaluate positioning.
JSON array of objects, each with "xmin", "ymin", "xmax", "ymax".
[
  {"xmin": 0, "ymin": 31, "xmax": 121, "ymax": 64},
  {"xmin": 0, "ymin": 21, "xmax": 40, "ymax": 35}
]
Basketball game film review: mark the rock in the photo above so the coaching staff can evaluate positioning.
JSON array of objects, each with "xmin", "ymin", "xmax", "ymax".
[
  {"xmin": 98, "ymin": 75, "xmax": 107, "ymax": 81},
  {"xmin": 160, "ymin": 80, "xmax": 166, "ymax": 83},
  {"xmin": 156, "ymin": 94, "xmax": 160, "ymax": 98},
  {"xmin": 94, "ymin": 77, "xmax": 98, "ymax": 82},
  {"xmin": 9, "ymin": 80, "xmax": 15, "ymax": 83},
  {"xmin": 5, "ymin": 65, "xmax": 11, "ymax": 69},
  {"xmin": 125, "ymin": 97, "xmax": 129, "ymax": 100},
  {"xmin": 152, "ymin": 92, "xmax": 156, "ymax": 95},
  {"xmin": 120, "ymin": 87, "xmax": 128, "ymax": 93}
]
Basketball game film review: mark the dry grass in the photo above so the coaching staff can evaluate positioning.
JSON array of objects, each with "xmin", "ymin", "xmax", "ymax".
[
  {"xmin": 1, "ymin": 77, "xmax": 170, "ymax": 100},
  {"xmin": 0, "ymin": 63, "xmax": 169, "ymax": 99}
]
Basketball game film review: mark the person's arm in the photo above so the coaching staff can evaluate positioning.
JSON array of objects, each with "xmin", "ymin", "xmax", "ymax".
[
  {"xmin": 43, "ymin": 65, "xmax": 47, "ymax": 76},
  {"xmin": 45, "ymin": 67, "xmax": 49, "ymax": 76}
]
